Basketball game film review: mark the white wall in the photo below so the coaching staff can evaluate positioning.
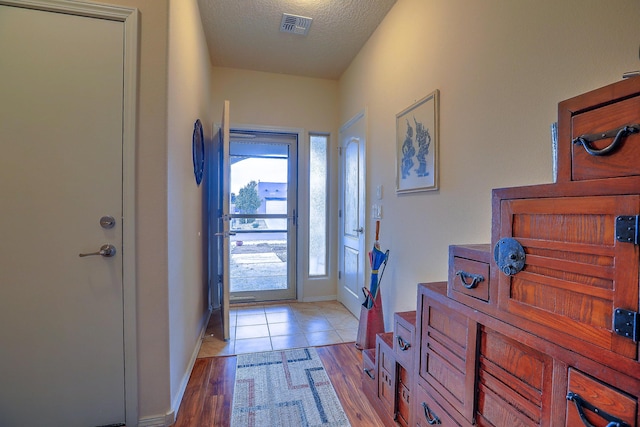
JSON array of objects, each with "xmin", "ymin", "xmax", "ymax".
[
  {"xmin": 210, "ymin": 68, "xmax": 340, "ymax": 301},
  {"xmin": 99, "ymin": 0, "xmax": 172, "ymax": 421},
  {"xmin": 339, "ymin": 0, "xmax": 640, "ymax": 329},
  {"xmin": 167, "ymin": 0, "xmax": 213, "ymax": 420}
]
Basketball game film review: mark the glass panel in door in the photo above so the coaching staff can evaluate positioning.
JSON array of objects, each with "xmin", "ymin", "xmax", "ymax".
[{"xmin": 228, "ymin": 133, "xmax": 297, "ymax": 303}]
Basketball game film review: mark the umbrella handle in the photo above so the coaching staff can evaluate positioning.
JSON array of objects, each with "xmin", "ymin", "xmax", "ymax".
[
  {"xmin": 362, "ymin": 286, "xmax": 377, "ymax": 307},
  {"xmin": 375, "ymin": 220, "xmax": 380, "ymax": 241}
]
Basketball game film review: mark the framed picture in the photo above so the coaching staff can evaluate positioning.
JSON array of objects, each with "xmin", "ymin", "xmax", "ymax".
[{"xmin": 396, "ymin": 89, "xmax": 439, "ymax": 193}]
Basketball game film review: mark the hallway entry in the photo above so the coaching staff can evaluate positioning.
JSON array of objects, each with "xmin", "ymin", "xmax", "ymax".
[{"xmin": 214, "ymin": 129, "xmax": 299, "ymax": 307}]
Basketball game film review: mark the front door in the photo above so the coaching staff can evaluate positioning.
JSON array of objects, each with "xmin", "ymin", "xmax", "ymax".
[
  {"xmin": 338, "ymin": 112, "xmax": 367, "ymax": 316},
  {"xmin": 0, "ymin": 4, "xmax": 132, "ymax": 425},
  {"xmin": 227, "ymin": 131, "xmax": 298, "ymax": 303}
]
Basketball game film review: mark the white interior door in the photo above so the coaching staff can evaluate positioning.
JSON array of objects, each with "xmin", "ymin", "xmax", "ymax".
[
  {"xmin": 338, "ymin": 112, "xmax": 366, "ymax": 317},
  {"xmin": 0, "ymin": 4, "xmax": 128, "ymax": 426}
]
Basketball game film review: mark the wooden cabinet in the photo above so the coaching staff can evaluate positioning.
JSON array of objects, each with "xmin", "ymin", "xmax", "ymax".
[
  {"xmin": 362, "ymin": 317, "xmax": 417, "ymax": 426},
  {"xmin": 364, "ymin": 78, "xmax": 640, "ymax": 427},
  {"xmin": 417, "ymin": 283, "xmax": 640, "ymax": 427}
]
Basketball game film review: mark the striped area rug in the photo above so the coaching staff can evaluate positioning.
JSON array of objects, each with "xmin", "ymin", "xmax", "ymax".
[{"xmin": 231, "ymin": 347, "xmax": 351, "ymax": 427}]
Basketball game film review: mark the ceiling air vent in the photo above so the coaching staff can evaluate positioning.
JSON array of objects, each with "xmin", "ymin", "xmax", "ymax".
[{"xmin": 280, "ymin": 13, "xmax": 312, "ymax": 36}]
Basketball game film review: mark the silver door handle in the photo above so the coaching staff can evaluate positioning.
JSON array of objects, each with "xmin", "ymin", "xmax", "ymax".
[
  {"xmin": 214, "ymin": 231, "xmax": 237, "ymax": 237},
  {"xmin": 353, "ymin": 227, "xmax": 364, "ymax": 233},
  {"xmin": 79, "ymin": 244, "xmax": 116, "ymax": 258}
]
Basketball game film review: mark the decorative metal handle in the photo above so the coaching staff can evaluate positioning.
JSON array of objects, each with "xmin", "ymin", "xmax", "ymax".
[
  {"xmin": 566, "ymin": 392, "xmax": 630, "ymax": 427},
  {"xmin": 79, "ymin": 244, "xmax": 116, "ymax": 258},
  {"xmin": 456, "ymin": 270, "xmax": 484, "ymax": 289},
  {"xmin": 421, "ymin": 402, "xmax": 442, "ymax": 425},
  {"xmin": 396, "ymin": 335, "xmax": 411, "ymax": 351},
  {"xmin": 494, "ymin": 238, "xmax": 526, "ymax": 276},
  {"xmin": 573, "ymin": 124, "xmax": 639, "ymax": 157},
  {"xmin": 353, "ymin": 227, "xmax": 364, "ymax": 234},
  {"xmin": 364, "ymin": 368, "xmax": 375, "ymax": 380}
]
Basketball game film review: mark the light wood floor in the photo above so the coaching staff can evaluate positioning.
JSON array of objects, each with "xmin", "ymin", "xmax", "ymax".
[{"xmin": 173, "ymin": 343, "xmax": 386, "ymax": 426}]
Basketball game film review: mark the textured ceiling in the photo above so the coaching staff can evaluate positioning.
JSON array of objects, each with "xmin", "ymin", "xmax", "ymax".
[{"xmin": 197, "ymin": 0, "xmax": 397, "ymax": 80}]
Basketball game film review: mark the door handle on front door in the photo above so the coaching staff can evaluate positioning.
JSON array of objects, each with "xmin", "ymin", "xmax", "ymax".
[
  {"xmin": 353, "ymin": 227, "xmax": 364, "ymax": 234},
  {"xmin": 79, "ymin": 244, "xmax": 117, "ymax": 258}
]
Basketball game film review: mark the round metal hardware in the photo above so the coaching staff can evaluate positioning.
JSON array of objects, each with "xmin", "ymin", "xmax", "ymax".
[
  {"xmin": 493, "ymin": 238, "xmax": 526, "ymax": 276},
  {"xmin": 100, "ymin": 215, "xmax": 116, "ymax": 229}
]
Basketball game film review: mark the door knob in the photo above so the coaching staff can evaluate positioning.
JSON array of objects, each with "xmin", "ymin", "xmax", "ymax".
[{"xmin": 79, "ymin": 244, "xmax": 117, "ymax": 258}]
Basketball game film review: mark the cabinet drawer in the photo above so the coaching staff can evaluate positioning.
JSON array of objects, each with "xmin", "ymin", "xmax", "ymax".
[
  {"xmin": 494, "ymin": 193, "xmax": 640, "ymax": 361},
  {"xmin": 362, "ymin": 348, "xmax": 377, "ymax": 401},
  {"xmin": 449, "ymin": 246, "xmax": 490, "ymax": 304},
  {"xmin": 415, "ymin": 382, "xmax": 466, "ymax": 427},
  {"xmin": 394, "ymin": 311, "xmax": 416, "ymax": 369},
  {"xmin": 476, "ymin": 326, "xmax": 554, "ymax": 426},
  {"xmin": 418, "ymin": 291, "xmax": 478, "ymax": 424},
  {"xmin": 566, "ymin": 368, "xmax": 638, "ymax": 427},
  {"xmin": 558, "ymin": 77, "xmax": 640, "ymax": 182}
]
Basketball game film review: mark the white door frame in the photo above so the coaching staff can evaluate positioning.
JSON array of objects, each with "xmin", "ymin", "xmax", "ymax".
[{"xmin": 0, "ymin": 1, "xmax": 139, "ymax": 423}]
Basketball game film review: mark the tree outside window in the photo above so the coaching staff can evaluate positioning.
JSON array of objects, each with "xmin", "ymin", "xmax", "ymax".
[{"xmin": 235, "ymin": 180, "xmax": 261, "ymax": 224}]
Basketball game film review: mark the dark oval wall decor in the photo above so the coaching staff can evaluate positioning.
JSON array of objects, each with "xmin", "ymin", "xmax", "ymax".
[{"xmin": 192, "ymin": 119, "xmax": 205, "ymax": 186}]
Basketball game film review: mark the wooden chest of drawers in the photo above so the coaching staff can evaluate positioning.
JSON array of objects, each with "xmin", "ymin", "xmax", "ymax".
[
  {"xmin": 365, "ymin": 77, "xmax": 640, "ymax": 427},
  {"xmin": 417, "ymin": 282, "xmax": 640, "ymax": 427}
]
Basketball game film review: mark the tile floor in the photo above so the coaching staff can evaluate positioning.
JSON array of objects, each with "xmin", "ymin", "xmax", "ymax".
[{"xmin": 197, "ymin": 300, "xmax": 360, "ymax": 357}]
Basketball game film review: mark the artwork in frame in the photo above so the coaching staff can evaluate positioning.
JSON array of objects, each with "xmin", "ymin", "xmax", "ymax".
[{"xmin": 396, "ymin": 89, "xmax": 439, "ymax": 193}]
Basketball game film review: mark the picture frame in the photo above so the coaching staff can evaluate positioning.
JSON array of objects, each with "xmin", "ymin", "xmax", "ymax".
[{"xmin": 396, "ymin": 89, "xmax": 439, "ymax": 193}]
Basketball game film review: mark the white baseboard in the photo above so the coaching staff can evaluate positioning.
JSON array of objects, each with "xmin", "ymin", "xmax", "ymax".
[
  {"xmin": 138, "ymin": 411, "xmax": 175, "ymax": 427},
  {"xmin": 171, "ymin": 310, "xmax": 210, "ymax": 420},
  {"xmin": 139, "ymin": 310, "xmax": 211, "ymax": 427}
]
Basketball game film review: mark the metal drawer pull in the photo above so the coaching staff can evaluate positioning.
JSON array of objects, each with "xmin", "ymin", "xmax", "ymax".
[
  {"xmin": 456, "ymin": 270, "xmax": 484, "ymax": 289},
  {"xmin": 573, "ymin": 124, "xmax": 639, "ymax": 157},
  {"xmin": 421, "ymin": 402, "xmax": 441, "ymax": 425},
  {"xmin": 363, "ymin": 368, "xmax": 375, "ymax": 380},
  {"xmin": 396, "ymin": 335, "xmax": 411, "ymax": 351},
  {"xmin": 567, "ymin": 392, "xmax": 630, "ymax": 427}
]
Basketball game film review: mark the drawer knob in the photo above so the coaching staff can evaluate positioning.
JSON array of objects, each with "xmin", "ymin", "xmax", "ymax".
[
  {"xmin": 421, "ymin": 402, "xmax": 442, "ymax": 425},
  {"xmin": 573, "ymin": 123, "xmax": 639, "ymax": 157},
  {"xmin": 494, "ymin": 238, "xmax": 526, "ymax": 276},
  {"xmin": 456, "ymin": 270, "xmax": 484, "ymax": 289},
  {"xmin": 566, "ymin": 392, "xmax": 630, "ymax": 427}
]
